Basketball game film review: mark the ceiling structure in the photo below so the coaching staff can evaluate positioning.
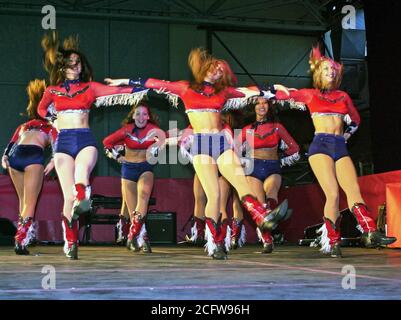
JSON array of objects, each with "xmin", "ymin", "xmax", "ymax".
[{"xmin": 0, "ymin": 0, "xmax": 363, "ymax": 35}]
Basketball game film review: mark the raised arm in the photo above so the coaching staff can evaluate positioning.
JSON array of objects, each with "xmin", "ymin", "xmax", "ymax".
[
  {"xmin": 104, "ymin": 78, "xmax": 188, "ymax": 97},
  {"xmin": 91, "ymin": 81, "xmax": 136, "ymax": 98},
  {"xmin": 274, "ymin": 88, "xmax": 313, "ymax": 112}
]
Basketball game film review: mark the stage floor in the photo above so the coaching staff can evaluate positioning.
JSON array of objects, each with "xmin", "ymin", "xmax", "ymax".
[{"xmin": 1, "ymin": 244, "xmax": 401, "ymax": 300}]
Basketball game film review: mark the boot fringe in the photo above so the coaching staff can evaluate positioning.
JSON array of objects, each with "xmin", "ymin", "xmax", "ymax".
[
  {"xmin": 21, "ymin": 222, "xmax": 36, "ymax": 247},
  {"xmin": 317, "ymin": 224, "xmax": 331, "ymax": 254},
  {"xmin": 225, "ymin": 226, "xmax": 231, "ymax": 253},
  {"xmin": 238, "ymin": 224, "xmax": 247, "ymax": 247},
  {"xmin": 136, "ymin": 224, "xmax": 147, "ymax": 248},
  {"xmin": 204, "ymin": 224, "xmax": 217, "ymax": 256}
]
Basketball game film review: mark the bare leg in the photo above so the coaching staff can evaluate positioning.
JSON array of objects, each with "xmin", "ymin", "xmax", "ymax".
[
  {"xmin": 246, "ymin": 176, "xmax": 265, "ymax": 203},
  {"xmin": 335, "ymin": 156, "xmax": 364, "ymax": 208},
  {"xmin": 8, "ymin": 168, "xmax": 24, "ymax": 214},
  {"xmin": 192, "ymin": 155, "xmax": 220, "ymax": 222},
  {"xmin": 21, "ymin": 164, "xmax": 44, "ymax": 219},
  {"xmin": 308, "ymin": 154, "xmax": 339, "ymax": 222},
  {"xmin": 193, "ymin": 174, "xmax": 206, "ymax": 219},
  {"xmin": 54, "ymin": 153, "xmax": 75, "ymax": 220},
  {"xmin": 217, "ymin": 150, "xmax": 254, "ymax": 198},
  {"xmin": 121, "ymin": 178, "xmax": 138, "ymax": 217},
  {"xmin": 219, "ymin": 176, "xmax": 232, "ymax": 221},
  {"xmin": 232, "ymin": 190, "xmax": 243, "ymax": 221},
  {"xmin": 74, "ymin": 146, "xmax": 98, "ymax": 185},
  {"xmin": 136, "ymin": 171, "xmax": 154, "ymax": 217},
  {"xmin": 263, "ymin": 174, "xmax": 282, "ymax": 203}
]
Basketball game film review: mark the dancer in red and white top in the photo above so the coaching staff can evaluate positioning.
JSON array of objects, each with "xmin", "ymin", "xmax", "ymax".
[
  {"xmin": 2, "ymin": 79, "xmax": 57, "ymax": 255},
  {"xmin": 103, "ymin": 103, "xmax": 164, "ymax": 253},
  {"xmin": 275, "ymin": 45, "xmax": 396, "ymax": 256},
  {"xmin": 106, "ymin": 48, "xmax": 291, "ymax": 259},
  {"xmin": 233, "ymin": 97, "xmax": 300, "ymax": 253},
  {"xmin": 37, "ymin": 32, "xmax": 142, "ymax": 259}
]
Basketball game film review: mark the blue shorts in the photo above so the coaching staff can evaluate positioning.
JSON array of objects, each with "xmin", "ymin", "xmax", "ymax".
[
  {"xmin": 247, "ymin": 159, "xmax": 281, "ymax": 182},
  {"xmin": 8, "ymin": 145, "xmax": 44, "ymax": 172},
  {"xmin": 121, "ymin": 161, "xmax": 154, "ymax": 182},
  {"xmin": 190, "ymin": 133, "xmax": 232, "ymax": 161},
  {"xmin": 55, "ymin": 128, "xmax": 97, "ymax": 159},
  {"xmin": 308, "ymin": 133, "xmax": 349, "ymax": 161}
]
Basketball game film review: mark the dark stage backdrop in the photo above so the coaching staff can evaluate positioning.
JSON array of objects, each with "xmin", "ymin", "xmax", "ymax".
[{"xmin": 364, "ymin": 0, "xmax": 401, "ymax": 173}]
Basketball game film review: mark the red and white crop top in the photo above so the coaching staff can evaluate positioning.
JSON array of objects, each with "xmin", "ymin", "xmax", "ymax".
[
  {"xmin": 239, "ymin": 121, "xmax": 300, "ymax": 166},
  {"xmin": 103, "ymin": 122, "xmax": 163, "ymax": 153},
  {"xmin": 3, "ymin": 119, "xmax": 58, "ymax": 157},
  {"xmin": 9, "ymin": 119, "xmax": 57, "ymax": 144},
  {"xmin": 144, "ymin": 79, "xmax": 263, "ymax": 113},
  {"xmin": 37, "ymin": 81, "xmax": 134, "ymax": 119},
  {"xmin": 276, "ymin": 88, "xmax": 360, "ymax": 135}
]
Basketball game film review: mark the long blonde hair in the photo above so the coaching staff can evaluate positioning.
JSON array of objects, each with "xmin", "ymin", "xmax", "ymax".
[
  {"xmin": 309, "ymin": 45, "xmax": 343, "ymax": 90},
  {"xmin": 26, "ymin": 79, "xmax": 47, "ymax": 119}
]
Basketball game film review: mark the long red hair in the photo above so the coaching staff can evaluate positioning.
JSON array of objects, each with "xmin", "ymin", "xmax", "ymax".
[{"xmin": 188, "ymin": 47, "xmax": 237, "ymax": 93}]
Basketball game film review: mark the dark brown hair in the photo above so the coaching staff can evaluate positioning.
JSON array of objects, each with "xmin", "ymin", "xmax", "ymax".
[
  {"xmin": 122, "ymin": 102, "xmax": 159, "ymax": 126},
  {"xmin": 42, "ymin": 32, "xmax": 93, "ymax": 85}
]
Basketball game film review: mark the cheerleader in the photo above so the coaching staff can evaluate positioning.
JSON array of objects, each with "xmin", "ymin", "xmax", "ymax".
[
  {"xmin": 276, "ymin": 45, "xmax": 396, "ymax": 257},
  {"xmin": 2, "ymin": 79, "xmax": 57, "ymax": 255},
  {"xmin": 37, "ymin": 33, "xmax": 143, "ymax": 259},
  {"xmin": 233, "ymin": 97, "xmax": 299, "ymax": 253},
  {"xmin": 103, "ymin": 103, "xmax": 164, "ymax": 253},
  {"xmin": 105, "ymin": 48, "xmax": 290, "ymax": 259}
]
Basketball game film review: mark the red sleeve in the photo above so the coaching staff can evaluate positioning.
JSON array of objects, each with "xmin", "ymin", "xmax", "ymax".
[
  {"xmin": 344, "ymin": 92, "xmax": 360, "ymax": 126},
  {"xmin": 276, "ymin": 123, "xmax": 299, "ymax": 156},
  {"xmin": 90, "ymin": 82, "xmax": 134, "ymax": 98},
  {"xmin": 10, "ymin": 125, "xmax": 23, "ymax": 143},
  {"xmin": 102, "ymin": 126, "xmax": 127, "ymax": 149},
  {"xmin": 276, "ymin": 88, "xmax": 314, "ymax": 105},
  {"xmin": 145, "ymin": 78, "xmax": 188, "ymax": 96},
  {"xmin": 37, "ymin": 87, "xmax": 54, "ymax": 119},
  {"xmin": 225, "ymin": 87, "xmax": 247, "ymax": 99}
]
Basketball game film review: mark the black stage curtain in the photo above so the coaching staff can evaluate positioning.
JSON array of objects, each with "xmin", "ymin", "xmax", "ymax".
[{"xmin": 364, "ymin": 0, "xmax": 401, "ymax": 172}]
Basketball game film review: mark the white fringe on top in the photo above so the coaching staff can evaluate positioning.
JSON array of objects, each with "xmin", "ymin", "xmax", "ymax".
[
  {"xmin": 281, "ymin": 152, "xmax": 300, "ymax": 167},
  {"xmin": 154, "ymin": 88, "xmax": 180, "ymax": 108},
  {"xmin": 222, "ymin": 96, "xmax": 255, "ymax": 111},
  {"xmin": 275, "ymin": 99, "xmax": 307, "ymax": 111},
  {"xmin": 94, "ymin": 89, "xmax": 149, "ymax": 108}
]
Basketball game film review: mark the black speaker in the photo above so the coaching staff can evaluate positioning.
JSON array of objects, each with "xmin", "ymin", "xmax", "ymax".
[
  {"xmin": 0, "ymin": 218, "xmax": 17, "ymax": 245},
  {"xmin": 341, "ymin": 29, "xmax": 366, "ymax": 60},
  {"xmin": 147, "ymin": 211, "xmax": 176, "ymax": 244}
]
